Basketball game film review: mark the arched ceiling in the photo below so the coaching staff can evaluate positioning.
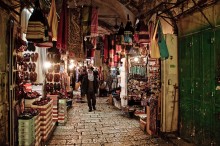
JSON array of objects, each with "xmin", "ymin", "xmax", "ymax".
[{"xmin": 0, "ymin": 0, "xmax": 217, "ymax": 34}]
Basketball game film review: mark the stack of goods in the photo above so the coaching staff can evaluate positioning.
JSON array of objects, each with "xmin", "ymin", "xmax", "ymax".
[
  {"xmin": 24, "ymin": 91, "xmax": 41, "ymax": 107},
  {"xmin": 47, "ymin": 94, "xmax": 58, "ymax": 123},
  {"xmin": 18, "ymin": 108, "xmax": 39, "ymax": 146},
  {"xmin": 34, "ymin": 111, "xmax": 41, "ymax": 146},
  {"xmin": 127, "ymin": 79, "xmax": 147, "ymax": 97},
  {"xmin": 31, "ymin": 98, "xmax": 53, "ymax": 142},
  {"xmin": 58, "ymin": 99, "xmax": 67, "ymax": 125},
  {"xmin": 32, "ymin": 84, "xmax": 43, "ymax": 96}
]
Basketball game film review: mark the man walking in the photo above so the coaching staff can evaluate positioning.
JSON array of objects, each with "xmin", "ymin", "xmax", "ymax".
[{"xmin": 81, "ymin": 67, "xmax": 99, "ymax": 112}]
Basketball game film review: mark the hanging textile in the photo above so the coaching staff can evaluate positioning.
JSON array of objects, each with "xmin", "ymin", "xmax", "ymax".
[
  {"xmin": 94, "ymin": 50, "xmax": 101, "ymax": 66},
  {"xmin": 48, "ymin": 0, "xmax": 58, "ymax": 41},
  {"xmin": 68, "ymin": 8, "xmax": 84, "ymax": 58},
  {"xmin": 157, "ymin": 20, "xmax": 169, "ymax": 60},
  {"xmin": 103, "ymin": 35, "xmax": 109, "ymax": 62},
  {"xmin": 91, "ymin": 7, "xmax": 98, "ymax": 37},
  {"xmin": 133, "ymin": 19, "xmax": 140, "ymax": 43},
  {"xmin": 150, "ymin": 20, "xmax": 160, "ymax": 58},
  {"xmin": 21, "ymin": 9, "xmax": 31, "ymax": 33},
  {"xmin": 82, "ymin": 6, "xmax": 91, "ymax": 35},
  {"xmin": 57, "ymin": 0, "xmax": 68, "ymax": 50},
  {"xmin": 85, "ymin": 39, "xmax": 94, "ymax": 58}
]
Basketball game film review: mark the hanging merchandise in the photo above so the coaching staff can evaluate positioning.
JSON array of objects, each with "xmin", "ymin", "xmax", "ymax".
[
  {"xmin": 26, "ymin": 0, "xmax": 50, "ymax": 43},
  {"xmin": 91, "ymin": 7, "xmax": 98, "ymax": 37},
  {"xmin": 150, "ymin": 20, "xmax": 160, "ymax": 59},
  {"xmin": 103, "ymin": 35, "xmax": 109, "ymax": 62},
  {"xmin": 124, "ymin": 15, "xmax": 134, "ymax": 45},
  {"xmin": 57, "ymin": 0, "xmax": 68, "ymax": 50},
  {"xmin": 117, "ymin": 22, "xmax": 125, "ymax": 45},
  {"xmin": 82, "ymin": 6, "xmax": 92, "ymax": 35},
  {"xmin": 68, "ymin": 7, "xmax": 84, "ymax": 58},
  {"xmin": 47, "ymin": 0, "xmax": 58, "ymax": 41},
  {"xmin": 157, "ymin": 20, "xmax": 169, "ymax": 60},
  {"xmin": 133, "ymin": 19, "xmax": 140, "ymax": 43},
  {"xmin": 138, "ymin": 20, "xmax": 150, "ymax": 44}
]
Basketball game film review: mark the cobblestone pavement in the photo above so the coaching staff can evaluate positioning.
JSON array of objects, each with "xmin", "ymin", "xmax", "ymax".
[{"xmin": 47, "ymin": 96, "xmax": 173, "ymax": 146}]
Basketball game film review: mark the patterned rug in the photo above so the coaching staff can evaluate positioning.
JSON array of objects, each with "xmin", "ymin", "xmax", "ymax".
[{"xmin": 68, "ymin": 8, "xmax": 84, "ymax": 59}]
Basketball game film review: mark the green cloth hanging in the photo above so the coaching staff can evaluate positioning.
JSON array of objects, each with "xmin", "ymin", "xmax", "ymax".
[{"xmin": 157, "ymin": 20, "xmax": 169, "ymax": 60}]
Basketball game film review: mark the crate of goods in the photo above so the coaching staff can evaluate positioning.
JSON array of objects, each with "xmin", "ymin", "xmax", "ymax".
[
  {"xmin": 47, "ymin": 94, "xmax": 58, "ymax": 123},
  {"xmin": 18, "ymin": 118, "xmax": 35, "ymax": 146},
  {"xmin": 31, "ymin": 99, "xmax": 53, "ymax": 142},
  {"xmin": 34, "ymin": 113, "xmax": 41, "ymax": 146}
]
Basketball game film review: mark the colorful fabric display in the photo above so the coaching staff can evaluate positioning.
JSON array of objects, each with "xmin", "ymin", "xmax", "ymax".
[
  {"xmin": 57, "ymin": 0, "xmax": 68, "ymax": 50},
  {"xmin": 48, "ymin": 0, "xmax": 58, "ymax": 41},
  {"xmin": 150, "ymin": 20, "xmax": 160, "ymax": 58},
  {"xmin": 82, "ymin": 6, "xmax": 91, "ymax": 35},
  {"xmin": 91, "ymin": 7, "xmax": 98, "ymax": 37},
  {"xmin": 157, "ymin": 20, "xmax": 169, "ymax": 60}
]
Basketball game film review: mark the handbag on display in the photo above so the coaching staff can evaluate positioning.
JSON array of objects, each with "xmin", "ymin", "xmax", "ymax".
[{"xmin": 26, "ymin": 0, "xmax": 50, "ymax": 43}]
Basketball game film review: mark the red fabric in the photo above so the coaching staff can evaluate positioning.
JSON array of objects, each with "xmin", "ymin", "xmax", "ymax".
[
  {"xmin": 91, "ymin": 7, "xmax": 98, "ymax": 36},
  {"xmin": 57, "ymin": 0, "xmax": 68, "ymax": 50},
  {"xmin": 104, "ymin": 36, "xmax": 108, "ymax": 60}
]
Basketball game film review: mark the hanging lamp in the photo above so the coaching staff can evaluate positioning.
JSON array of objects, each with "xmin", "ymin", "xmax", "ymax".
[
  {"xmin": 138, "ymin": 19, "xmax": 150, "ymax": 44},
  {"xmin": 124, "ymin": 14, "xmax": 134, "ymax": 45}
]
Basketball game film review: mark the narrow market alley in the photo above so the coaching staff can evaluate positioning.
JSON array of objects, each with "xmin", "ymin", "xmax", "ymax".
[{"xmin": 46, "ymin": 96, "xmax": 169, "ymax": 146}]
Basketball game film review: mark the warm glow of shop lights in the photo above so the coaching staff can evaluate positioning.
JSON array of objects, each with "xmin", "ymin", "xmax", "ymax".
[
  {"xmin": 70, "ymin": 59, "xmax": 74, "ymax": 63},
  {"xmin": 69, "ymin": 64, "xmax": 74, "ymax": 70},
  {"xmin": 134, "ymin": 57, "xmax": 139, "ymax": 62},
  {"xmin": 44, "ymin": 61, "xmax": 52, "ymax": 69}
]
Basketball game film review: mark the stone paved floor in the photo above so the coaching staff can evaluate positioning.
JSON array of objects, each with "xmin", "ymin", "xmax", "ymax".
[{"xmin": 46, "ymin": 96, "xmax": 174, "ymax": 146}]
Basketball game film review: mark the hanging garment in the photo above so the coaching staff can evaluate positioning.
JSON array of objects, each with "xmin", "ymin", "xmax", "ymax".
[
  {"xmin": 91, "ymin": 7, "xmax": 98, "ymax": 37},
  {"xmin": 94, "ymin": 50, "xmax": 101, "ymax": 66},
  {"xmin": 82, "ymin": 6, "xmax": 91, "ymax": 35},
  {"xmin": 68, "ymin": 8, "xmax": 84, "ymax": 58},
  {"xmin": 57, "ymin": 0, "xmax": 68, "ymax": 50},
  {"xmin": 157, "ymin": 20, "xmax": 169, "ymax": 60},
  {"xmin": 150, "ymin": 20, "xmax": 160, "ymax": 58},
  {"xmin": 48, "ymin": 0, "xmax": 58, "ymax": 41},
  {"xmin": 103, "ymin": 35, "xmax": 109, "ymax": 62}
]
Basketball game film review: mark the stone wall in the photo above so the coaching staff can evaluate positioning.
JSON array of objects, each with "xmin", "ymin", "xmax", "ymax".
[
  {"xmin": 0, "ymin": 8, "xmax": 9, "ymax": 146},
  {"xmin": 177, "ymin": 1, "xmax": 220, "ymax": 36}
]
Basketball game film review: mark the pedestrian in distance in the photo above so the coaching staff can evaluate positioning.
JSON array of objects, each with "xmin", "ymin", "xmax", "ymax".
[{"xmin": 81, "ymin": 67, "xmax": 99, "ymax": 112}]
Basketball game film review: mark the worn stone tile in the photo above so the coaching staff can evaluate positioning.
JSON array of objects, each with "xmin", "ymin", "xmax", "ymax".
[
  {"xmin": 48, "ymin": 139, "xmax": 66, "ymax": 145},
  {"xmin": 46, "ymin": 97, "xmax": 167, "ymax": 146},
  {"xmin": 66, "ymin": 139, "xmax": 82, "ymax": 144},
  {"xmin": 81, "ymin": 138, "xmax": 93, "ymax": 143}
]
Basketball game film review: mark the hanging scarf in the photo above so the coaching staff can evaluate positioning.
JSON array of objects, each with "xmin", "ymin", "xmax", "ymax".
[
  {"xmin": 91, "ymin": 7, "xmax": 98, "ymax": 37},
  {"xmin": 48, "ymin": 0, "xmax": 58, "ymax": 41},
  {"xmin": 57, "ymin": 0, "xmax": 68, "ymax": 50}
]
